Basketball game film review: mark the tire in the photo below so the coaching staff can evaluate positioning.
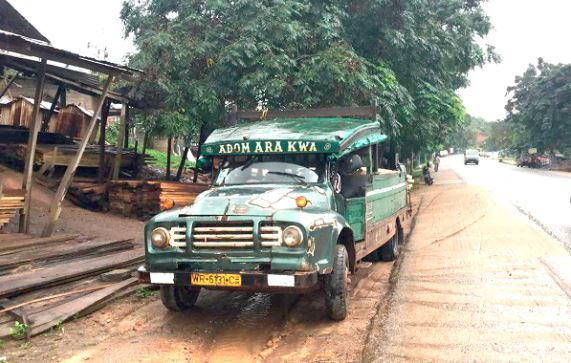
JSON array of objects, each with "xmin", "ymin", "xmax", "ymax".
[
  {"xmin": 379, "ymin": 226, "xmax": 400, "ymax": 261},
  {"xmin": 160, "ymin": 285, "xmax": 201, "ymax": 311},
  {"xmin": 324, "ymin": 244, "xmax": 349, "ymax": 321},
  {"xmin": 475, "ymin": 161, "xmax": 479, "ymax": 165}
]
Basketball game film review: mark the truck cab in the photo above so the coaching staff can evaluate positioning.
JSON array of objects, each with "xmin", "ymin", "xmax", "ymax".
[{"xmin": 139, "ymin": 106, "xmax": 409, "ymax": 320}]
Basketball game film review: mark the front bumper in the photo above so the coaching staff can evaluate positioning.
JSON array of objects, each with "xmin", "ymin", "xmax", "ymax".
[{"xmin": 138, "ymin": 265, "xmax": 320, "ymax": 293}]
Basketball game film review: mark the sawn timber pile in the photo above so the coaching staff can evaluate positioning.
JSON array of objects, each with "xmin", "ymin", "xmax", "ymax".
[
  {"xmin": 108, "ymin": 180, "xmax": 208, "ymax": 219},
  {"xmin": 0, "ymin": 233, "xmax": 143, "ymax": 338},
  {"xmin": 0, "ymin": 188, "xmax": 24, "ymax": 229}
]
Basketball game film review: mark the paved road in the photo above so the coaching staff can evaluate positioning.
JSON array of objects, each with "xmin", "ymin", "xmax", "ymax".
[{"xmin": 442, "ymin": 154, "xmax": 571, "ymax": 247}]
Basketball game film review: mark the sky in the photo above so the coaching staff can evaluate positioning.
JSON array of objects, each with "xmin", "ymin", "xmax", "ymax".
[{"xmin": 9, "ymin": 0, "xmax": 571, "ymax": 122}]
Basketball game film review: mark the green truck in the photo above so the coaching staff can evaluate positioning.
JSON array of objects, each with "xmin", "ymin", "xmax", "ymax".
[{"xmin": 138, "ymin": 105, "xmax": 410, "ymax": 320}]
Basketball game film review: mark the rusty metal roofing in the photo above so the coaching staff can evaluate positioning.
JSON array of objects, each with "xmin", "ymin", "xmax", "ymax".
[
  {"xmin": 0, "ymin": 0, "xmax": 49, "ymax": 43},
  {"xmin": 0, "ymin": 29, "xmax": 139, "ymax": 78}
]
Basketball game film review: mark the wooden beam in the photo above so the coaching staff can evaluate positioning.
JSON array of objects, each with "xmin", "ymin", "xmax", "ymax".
[
  {"xmin": 41, "ymin": 75, "xmax": 113, "ymax": 237},
  {"xmin": 19, "ymin": 58, "xmax": 47, "ymax": 233},
  {"xmin": 41, "ymin": 84, "xmax": 65, "ymax": 132},
  {"xmin": 142, "ymin": 130, "xmax": 149, "ymax": 155},
  {"xmin": 112, "ymin": 103, "xmax": 127, "ymax": 180},
  {"xmin": 235, "ymin": 105, "xmax": 377, "ymax": 122},
  {"xmin": 0, "ymin": 72, "xmax": 19, "ymax": 99},
  {"xmin": 98, "ymin": 99, "xmax": 111, "ymax": 183}
]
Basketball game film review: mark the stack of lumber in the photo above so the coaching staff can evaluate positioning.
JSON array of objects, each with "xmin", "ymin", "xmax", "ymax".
[
  {"xmin": 0, "ymin": 188, "xmax": 24, "ymax": 229},
  {"xmin": 35, "ymin": 176, "xmax": 106, "ymax": 211},
  {"xmin": 108, "ymin": 180, "xmax": 208, "ymax": 219},
  {"xmin": 0, "ymin": 233, "xmax": 143, "ymax": 338}
]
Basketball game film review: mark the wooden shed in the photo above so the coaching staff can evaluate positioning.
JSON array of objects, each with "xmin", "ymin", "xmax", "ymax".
[
  {"xmin": 0, "ymin": 96, "xmax": 58, "ymax": 128},
  {"xmin": 53, "ymin": 104, "xmax": 99, "ymax": 143}
]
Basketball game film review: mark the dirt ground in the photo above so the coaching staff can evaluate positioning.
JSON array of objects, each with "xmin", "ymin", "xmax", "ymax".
[
  {"xmin": 364, "ymin": 166, "xmax": 571, "ymax": 361},
  {"xmin": 0, "ymin": 165, "xmax": 144, "ymax": 242},
  {"xmin": 0, "ymin": 164, "xmax": 414, "ymax": 363}
]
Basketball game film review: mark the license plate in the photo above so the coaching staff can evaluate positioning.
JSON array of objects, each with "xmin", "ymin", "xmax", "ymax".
[{"xmin": 191, "ymin": 273, "xmax": 242, "ymax": 287}]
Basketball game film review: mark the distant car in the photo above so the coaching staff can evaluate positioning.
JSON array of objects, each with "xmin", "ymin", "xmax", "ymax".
[{"xmin": 464, "ymin": 149, "xmax": 479, "ymax": 165}]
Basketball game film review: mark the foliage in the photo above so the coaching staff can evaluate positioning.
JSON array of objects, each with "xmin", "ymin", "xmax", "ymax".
[
  {"xmin": 136, "ymin": 287, "xmax": 156, "ymax": 298},
  {"xmin": 9, "ymin": 321, "xmax": 28, "ymax": 340},
  {"xmin": 145, "ymin": 148, "xmax": 195, "ymax": 170},
  {"xmin": 122, "ymin": 0, "xmax": 496, "ymax": 152},
  {"xmin": 445, "ymin": 114, "xmax": 491, "ymax": 150},
  {"xmin": 505, "ymin": 58, "xmax": 571, "ymax": 154}
]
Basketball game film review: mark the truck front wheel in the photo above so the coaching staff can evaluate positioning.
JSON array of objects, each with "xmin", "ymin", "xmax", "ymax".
[
  {"xmin": 324, "ymin": 244, "xmax": 349, "ymax": 321},
  {"xmin": 160, "ymin": 285, "xmax": 201, "ymax": 311}
]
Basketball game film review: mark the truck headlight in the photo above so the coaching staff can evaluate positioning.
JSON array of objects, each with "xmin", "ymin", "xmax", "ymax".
[
  {"xmin": 151, "ymin": 227, "xmax": 170, "ymax": 248},
  {"xmin": 282, "ymin": 226, "xmax": 303, "ymax": 248}
]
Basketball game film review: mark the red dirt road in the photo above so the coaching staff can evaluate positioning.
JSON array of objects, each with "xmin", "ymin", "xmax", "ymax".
[{"xmin": 364, "ymin": 167, "xmax": 571, "ymax": 361}]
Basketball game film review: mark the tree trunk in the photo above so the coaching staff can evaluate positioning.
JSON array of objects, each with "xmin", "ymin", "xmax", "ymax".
[
  {"xmin": 166, "ymin": 137, "xmax": 172, "ymax": 180},
  {"xmin": 176, "ymin": 146, "xmax": 190, "ymax": 181}
]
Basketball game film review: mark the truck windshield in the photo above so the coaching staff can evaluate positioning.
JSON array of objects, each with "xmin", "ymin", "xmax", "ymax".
[{"xmin": 214, "ymin": 156, "xmax": 325, "ymax": 186}]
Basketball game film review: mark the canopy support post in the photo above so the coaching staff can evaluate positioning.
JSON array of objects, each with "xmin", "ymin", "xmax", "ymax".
[
  {"xmin": 19, "ymin": 59, "xmax": 46, "ymax": 233},
  {"xmin": 112, "ymin": 103, "xmax": 127, "ymax": 180},
  {"xmin": 98, "ymin": 99, "xmax": 111, "ymax": 183},
  {"xmin": 41, "ymin": 75, "xmax": 114, "ymax": 237},
  {"xmin": 0, "ymin": 72, "xmax": 19, "ymax": 99}
]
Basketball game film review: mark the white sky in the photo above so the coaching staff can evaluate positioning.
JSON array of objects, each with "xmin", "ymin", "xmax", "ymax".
[
  {"xmin": 9, "ymin": 0, "xmax": 571, "ymax": 121},
  {"xmin": 458, "ymin": 0, "xmax": 571, "ymax": 121}
]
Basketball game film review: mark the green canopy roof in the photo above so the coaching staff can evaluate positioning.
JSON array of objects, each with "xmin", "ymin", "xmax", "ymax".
[{"xmin": 201, "ymin": 117, "xmax": 386, "ymax": 157}]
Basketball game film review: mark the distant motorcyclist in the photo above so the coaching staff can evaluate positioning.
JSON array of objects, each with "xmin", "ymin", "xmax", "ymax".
[{"xmin": 422, "ymin": 163, "xmax": 433, "ymax": 185}]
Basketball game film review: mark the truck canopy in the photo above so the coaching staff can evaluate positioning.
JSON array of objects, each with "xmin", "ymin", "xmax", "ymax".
[{"xmin": 201, "ymin": 117, "xmax": 386, "ymax": 159}]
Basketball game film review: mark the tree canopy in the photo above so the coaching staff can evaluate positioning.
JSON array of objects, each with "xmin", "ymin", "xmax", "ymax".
[
  {"xmin": 503, "ymin": 58, "xmax": 571, "ymax": 154},
  {"xmin": 121, "ymin": 0, "xmax": 495, "ymax": 152}
]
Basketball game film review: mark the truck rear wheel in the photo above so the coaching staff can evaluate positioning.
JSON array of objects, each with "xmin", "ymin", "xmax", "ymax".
[
  {"xmin": 379, "ymin": 227, "xmax": 400, "ymax": 261},
  {"xmin": 160, "ymin": 285, "xmax": 201, "ymax": 311},
  {"xmin": 324, "ymin": 244, "xmax": 349, "ymax": 321}
]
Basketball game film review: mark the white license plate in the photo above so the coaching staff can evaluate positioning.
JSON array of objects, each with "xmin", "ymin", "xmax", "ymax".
[
  {"xmin": 150, "ymin": 272, "xmax": 174, "ymax": 284},
  {"xmin": 267, "ymin": 274, "xmax": 295, "ymax": 287}
]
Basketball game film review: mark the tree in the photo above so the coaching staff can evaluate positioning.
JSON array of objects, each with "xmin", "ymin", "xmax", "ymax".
[
  {"xmin": 121, "ymin": 0, "xmax": 496, "ymax": 153},
  {"xmin": 505, "ymin": 58, "xmax": 571, "ymax": 154}
]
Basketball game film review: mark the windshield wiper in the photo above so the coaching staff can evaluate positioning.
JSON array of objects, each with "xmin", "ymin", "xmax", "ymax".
[
  {"xmin": 267, "ymin": 171, "xmax": 307, "ymax": 184},
  {"xmin": 240, "ymin": 158, "xmax": 256, "ymax": 171}
]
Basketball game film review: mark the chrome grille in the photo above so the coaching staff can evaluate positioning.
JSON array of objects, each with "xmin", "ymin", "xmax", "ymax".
[
  {"xmin": 190, "ymin": 222, "xmax": 284, "ymax": 248},
  {"xmin": 169, "ymin": 225, "xmax": 187, "ymax": 248},
  {"xmin": 192, "ymin": 221, "xmax": 255, "ymax": 248},
  {"xmin": 260, "ymin": 224, "xmax": 282, "ymax": 247}
]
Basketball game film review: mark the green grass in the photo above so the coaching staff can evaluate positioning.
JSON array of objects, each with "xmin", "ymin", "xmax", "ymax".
[
  {"xmin": 136, "ymin": 287, "xmax": 156, "ymax": 299},
  {"xmin": 9, "ymin": 321, "xmax": 28, "ymax": 339},
  {"xmin": 144, "ymin": 148, "xmax": 196, "ymax": 171}
]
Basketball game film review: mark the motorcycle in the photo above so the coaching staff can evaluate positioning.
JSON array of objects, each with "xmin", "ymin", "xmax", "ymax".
[{"xmin": 422, "ymin": 165, "xmax": 433, "ymax": 185}]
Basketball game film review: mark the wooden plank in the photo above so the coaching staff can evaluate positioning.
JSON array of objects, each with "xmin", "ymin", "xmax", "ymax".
[
  {"xmin": 27, "ymin": 278, "xmax": 138, "ymax": 336},
  {"xmin": 0, "ymin": 249, "xmax": 143, "ymax": 298},
  {"xmin": 0, "ymin": 238, "xmax": 134, "ymax": 272},
  {"xmin": 0, "ymin": 234, "xmax": 80, "ymax": 254}
]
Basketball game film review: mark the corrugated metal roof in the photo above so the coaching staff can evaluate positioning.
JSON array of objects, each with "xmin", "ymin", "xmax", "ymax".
[
  {"xmin": 0, "ymin": 29, "xmax": 139, "ymax": 78},
  {"xmin": 0, "ymin": 0, "xmax": 49, "ymax": 43}
]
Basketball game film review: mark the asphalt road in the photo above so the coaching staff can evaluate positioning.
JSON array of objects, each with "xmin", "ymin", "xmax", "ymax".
[{"xmin": 442, "ymin": 154, "xmax": 571, "ymax": 247}]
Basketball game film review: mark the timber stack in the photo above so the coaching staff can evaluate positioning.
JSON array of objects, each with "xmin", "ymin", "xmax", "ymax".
[
  {"xmin": 108, "ymin": 180, "xmax": 208, "ymax": 219},
  {"xmin": 0, "ymin": 188, "xmax": 24, "ymax": 229},
  {"xmin": 0, "ymin": 233, "xmax": 143, "ymax": 338}
]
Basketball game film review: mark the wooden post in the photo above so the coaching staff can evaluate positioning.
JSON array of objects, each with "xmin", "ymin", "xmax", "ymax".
[
  {"xmin": 112, "ymin": 103, "xmax": 127, "ymax": 180},
  {"xmin": 166, "ymin": 137, "xmax": 172, "ymax": 180},
  {"xmin": 124, "ymin": 107, "xmax": 130, "ymax": 148},
  {"xmin": 98, "ymin": 99, "xmax": 111, "ymax": 184},
  {"xmin": 19, "ymin": 59, "xmax": 47, "ymax": 233},
  {"xmin": 0, "ymin": 72, "xmax": 19, "ymax": 99},
  {"xmin": 41, "ymin": 75, "xmax": 114, "ymax": 237},
  {"xmin": 41, "ymin": 85, "xmax": 65, "ymax": 132},
  {"xmin": 175, "ymin": 146, "xmax": 190, "ymax": 181},
  {"xmin": 142, "ymin": 130, "xmax": 149, "ymax": 155}
]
